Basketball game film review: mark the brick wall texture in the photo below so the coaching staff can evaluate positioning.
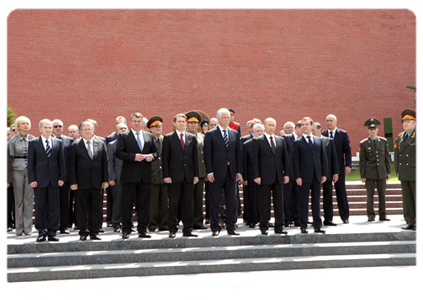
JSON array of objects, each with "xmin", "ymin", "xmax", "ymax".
[{"xmin": 8, "ymin": 9, "xmax": 416, "ymax": 154}]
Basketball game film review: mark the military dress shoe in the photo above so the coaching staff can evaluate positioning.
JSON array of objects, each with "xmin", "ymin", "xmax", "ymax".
[
  {"xmin": 274, "ymin": 229, "xmax": 288, "ymax": 235},
  {"xmin": 301, "ymin": 228, "xmax": 308, "ymax": 234},
  {"xmin": 227, "ymin": 230, "xmax": 240, "ymax": 236},
  {"xmin": 80, "ymin": 235, "xmax": 88, "ymax": 241},
  {"xmin": 212, "ymin": 231, "xmax": 220, "ymax": 237},
  {"xmin": 139, "ymin": 232, "xmax": 151, "ymax": 238},
  {"xmin": 368, "ymin": 217, "xmax": 375, "ymax": 222},
  {"xmin": 261, "ymin": 230, "xmax": 268, "ymax": 236},
  {"xmin": 323, "ymin": 220, "xmax": 337, "ymax": 226},
  {"xmin": 122, "ymin": 232, "xmax": 130, "ymax": 239},
  {"xmin": 379, "ymin": 217, "xmax": 390, "ymax": 221},
  {"xmin": 48, "ymin": 236, "xmax": 60, "ymax": 242},
  {"xmin": 402, "ymin": 224, "xmax": 414, "ymax": 230},
  {"xmin": 36, "ymin": 236, "xmax": 46, "ymax": 242},
  {"xmin": 169, "ymin": 232, "xmax": 177, "ymax": 238},
  {"xmin": 183, "ymin": 232, "xmax": 198, "ymax": 237},
  {"xmin": 60, "ymin": 229, "xmax": 70, "ymax": 234},
  {"xmin": 90, "ymin": 234, "xmax": 101, "ymax": 240},
  {"xmin": 314, "ymin": 228, "xmax": 326, "ymax": 234}
]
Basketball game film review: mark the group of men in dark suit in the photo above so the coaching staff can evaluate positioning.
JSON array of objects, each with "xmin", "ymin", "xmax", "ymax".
[{"xmin": 24, "ymin": 109, "xmax": 356, "ymax": 242}]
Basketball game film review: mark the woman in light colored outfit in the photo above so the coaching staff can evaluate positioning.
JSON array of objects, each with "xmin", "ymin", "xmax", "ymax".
[{"xmin": 7, "ymin": 116, "xmax": 36, "ymax": 236}]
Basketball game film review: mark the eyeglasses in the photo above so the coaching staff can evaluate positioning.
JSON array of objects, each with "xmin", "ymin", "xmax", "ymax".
[
  {"xmin": 54, "ymin": 125, "xmax": 63, "ymax": 128},
  {"xmin": 368, "ymin": 128, "xmax": 377, "ymax": 130}
]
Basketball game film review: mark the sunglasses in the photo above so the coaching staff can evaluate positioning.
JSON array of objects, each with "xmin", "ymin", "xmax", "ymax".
[{"xmin": 54, "ymin": 125, "xmax": 63, "ymax": 128}]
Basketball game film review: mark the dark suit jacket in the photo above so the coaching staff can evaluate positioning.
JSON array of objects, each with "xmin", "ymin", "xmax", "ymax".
[
  {"xmin": 322, "ymin": 136, "xmax": 339, "ymax": 179},
  {"xmin": 69, "ymin": 137, "xmax": 109, "ymax": 190},
  {"xmin": 27, "ymin": 137, "xmax": 65, "ymax": 188},
  {"xmin": 282, "ymin": 134, "xmax": 295, "ymax": 177},
  {"xmin": 203, "ymin": 126, "xmax": 242, "ymax": 180},
  {"xmin": 150, "ymin": 135, "xmax": 165, "ymax": 184},
  {"xmin": 54, "ymin": 135, "xmax": 73, "ymax": 182},
  {"xmin": 322, "ymin": 129, "xmax": 352, "ymax": 175},
  {"xmin": 107, "ymin": 140, "xmax": 123, "ymax": 184},
  {"xmin": 242, "ymin": 138, "xmax": 257, "ymax": 185},
  {"xmin": 240, "ymin": 133, "xmax": 254, "ymax": 147},
  {"xmin": 106, "ymin": 132, "xmax": 118, "ymax": 145},
  {"xmin": 252, "ymin": 135, "xmax": 290, "ymax": 185},
  {"xmin": 162, "ymin": 131, "xmax": 199, "ymax": 183},
  {"xmin": 115, "ymin": 130, "xmax": 158, "ymax": 184},
  {"xmin": 293, "ymin": 136, "xmax": 328, "ymax": 183}
]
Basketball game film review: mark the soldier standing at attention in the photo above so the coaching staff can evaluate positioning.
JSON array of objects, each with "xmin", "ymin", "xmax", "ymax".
[
  {"xmin": 395, "ymin": 109, "xmax": 416, "ymax": 230},
  {"xmin": 359, "ymin": 118, "xmax": 391, "ymax": 222}
]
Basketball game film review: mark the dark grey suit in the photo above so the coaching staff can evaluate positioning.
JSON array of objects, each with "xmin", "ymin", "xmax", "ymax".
[
  {"xmin": 321, "ymin": 136, "xmax": 339, "ymax": 222},
  {"xmin": 107, "ymin": 140, "xmax": 123, "ymax": 229},
  {"xmin": 203, "ymin": 126, "xmax": 242, "ymax": 232},
  {"xmin": 28, "ymin": 137, "xmax": 65, "ymax": 237},
  {"xmin": 293, "ymin": 135, "xmax": 328, "ymax": 230}
]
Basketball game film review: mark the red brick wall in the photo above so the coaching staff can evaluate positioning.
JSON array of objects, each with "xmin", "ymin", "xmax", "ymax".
[{"xmin": 8, "ymin": 9, "xmax": 416, "ymax": 154}]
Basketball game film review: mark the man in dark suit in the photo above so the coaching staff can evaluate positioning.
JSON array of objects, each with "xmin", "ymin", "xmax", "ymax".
[
  {"xmin": 204, "ymin": 108, "xmax": 243, "ymax": 236},
  {"xmin": 69, "ymin": 121, "xmax": 109, "ymax": 241},
  {"xmin": 313, "ymin": 122, "xmax": 339, "ymax": 226},
  {"xmin": 293, "ymin": 117, "xmax": 328, "ymax": 234},
  {"xmin": 162, "ymin": 113, "xmax": 199, "ymax": 238},
  {"xmin": 107, "ymin": 122, "xmax": 128, "ymax": 232},
  {"xmin": 322, "ymin": 114, "xmax": 352, "ymax": 224},
  {"xmin": 115, "ymin": 112, "xmax": 158, "ymax": 239},
  {"xmin": 28, "ymin": 119, "xmax": 65, "ymax": 242},
  {"xmin": 253, "ymin": 118, "xmax": 290, "ymax": 235},
  {"xmin": 52, "ymin": 119, "xmax": 74, "ymax": 234},
  {"xmin": 242, "ymin": 123, "xmax": 264, "ymax": 228}
]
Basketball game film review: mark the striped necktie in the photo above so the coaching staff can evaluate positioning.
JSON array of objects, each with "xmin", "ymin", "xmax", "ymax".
[
  {"xmin": 223, "ymin": 129, "xmax": 229, "ymax": 148},
  {"xmin": 87, "ymin": 141, "xmax": 93, "ymax": 159},
  {"xmin": 45, "ymin": 139, "xmax": 52, "ymax": 157}
]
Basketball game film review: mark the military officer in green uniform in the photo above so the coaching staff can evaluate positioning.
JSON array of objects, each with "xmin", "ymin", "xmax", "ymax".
[
  {"xmin": 395, "ymin": 109, "xmax": 416, "ymax": 230},
  {"xmin": 147, "ymin": 116, "xmax": 169, "ymax": 231},
  {"xmin": 359, "ymin": 118, "xmax": 391, "ymax": 222},
  {"xmin": 186, "ymin": 111, "xmax": 207, "ymax": 229}
]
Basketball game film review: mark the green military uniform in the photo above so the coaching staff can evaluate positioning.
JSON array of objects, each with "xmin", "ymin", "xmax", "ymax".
[
  {"xmin": 148, "ymin": 116, "xmax": 168, "ymax": 231},
  {"xmin": 186, "ymin": 111, "xmax": 207, "ymax": 229},
  {"xmin": 359, "ymin": 118, "xmax": 391, "ymax": 221},
  {"xmin": 394, "ymin": 109, "xmax": 416, "ymax": 229}
]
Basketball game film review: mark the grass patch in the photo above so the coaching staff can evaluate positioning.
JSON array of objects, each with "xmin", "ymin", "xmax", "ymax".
[{"xmin": 346, "ymin": 162, "xmax": 399, "ymax": 182}]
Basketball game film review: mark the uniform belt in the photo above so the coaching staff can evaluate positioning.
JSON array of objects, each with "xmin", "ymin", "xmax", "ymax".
[{"xmin": 14, "ymin": 156, "xmax": 28, "ymax": 159}]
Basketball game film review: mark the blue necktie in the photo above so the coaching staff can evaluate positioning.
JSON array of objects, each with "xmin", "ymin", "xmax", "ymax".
[
  {"xmin": 45, "ymin": 139, "xmax": 52, "ymax": 157},
  {"xmin": 136, "ymin": 132, "xmax": 143, "ymax": 151},
  {"xmin": 307, "ymin": 136, "xmax": 313, "ymax": 147}
]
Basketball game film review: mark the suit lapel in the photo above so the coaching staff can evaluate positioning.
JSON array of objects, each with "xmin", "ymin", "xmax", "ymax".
[
  {"xmin": 37, "ymin": 137, "xmax": 49, "ymax": 158},
  {"xmin": 78, "ymin": 139, "xmax": 90, "ymax": 159}
]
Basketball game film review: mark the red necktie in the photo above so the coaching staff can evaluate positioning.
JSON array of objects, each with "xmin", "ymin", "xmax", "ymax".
[{"xmin": 180, "ymin": 133, "xmax": 185, "ymax": 151}]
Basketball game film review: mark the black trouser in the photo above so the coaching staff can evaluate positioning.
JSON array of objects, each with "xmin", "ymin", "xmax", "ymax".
[
  {"xmin": 298, "ymin": 178, "xmax": 322, "ymax": 230},
  {"xmin": 68, "ymin": 189, "xmax": 77, "ymax": 227},
  {"xmin": 365, "ymin": 178, "xmax": 387, "ymax": 219},
  {"xmin": 110, "ymin": 183, "xmax": 123, "ymax": 228},
  {"xmin": 34, "ymin": 185, "xmax": 60, "ymax": 237},
  {"xmin": 59, "ymin": 182, "xmax": 70, "ymax": 230},
  {"xmin": 245, "ymin": 183, "xmax": 260, "ymax": 224},
  {"xmin": 208, "ymin": 168, "xmax": 237, "ymax": 232},
  {"xmin": 76, "ymin": 188, "xmax": 103, "ymax": 236},
  {"xmin": 167, "ymin": 180, "xmax": 194, "ymax": 234},
  {"xmin": 193, "ymin": 178, "xmax": 205, "ymax": 227},
  {"xmin": 106, "ymin": 186, "xmax": 113, "ymax": 225},
  {"xmin": 334, "ymin": 174, "xmax": 350, "ymax": 221},
  {"xmin": 121, "ymin": 181, "xmax": 151, "ymax": 235},
  {"xmin": 322, "ymin": 179, "xmax": 334, "ymax": 222},
  {"xmin": 7, "ymin": 184, "xmax": 15, "ymax": 229},
  {"xmin": 283, "ymin": 179, "xmax": 295, "ymax": 224},
  {"xmin": 149, "ymin": 183, "xmax": 168, "ymax": 230},
  {"xmin": 259, "ymin": 182, "xmax": 284, "ymax": 232}
]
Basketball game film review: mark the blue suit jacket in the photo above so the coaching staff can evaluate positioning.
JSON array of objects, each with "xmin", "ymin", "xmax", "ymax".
[
  {"xmin": 293, "ymin": 135, "xmax": 328, "ymax": 183},
  {"xmin": 203, "ymin": 126, "xmax": 242, "ymax": 180}
]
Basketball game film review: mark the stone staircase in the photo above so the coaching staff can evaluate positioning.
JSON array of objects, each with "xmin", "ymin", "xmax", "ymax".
[{"xmin": 7, "ymin": 216, "xmax": 416, "ymax": 282}]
